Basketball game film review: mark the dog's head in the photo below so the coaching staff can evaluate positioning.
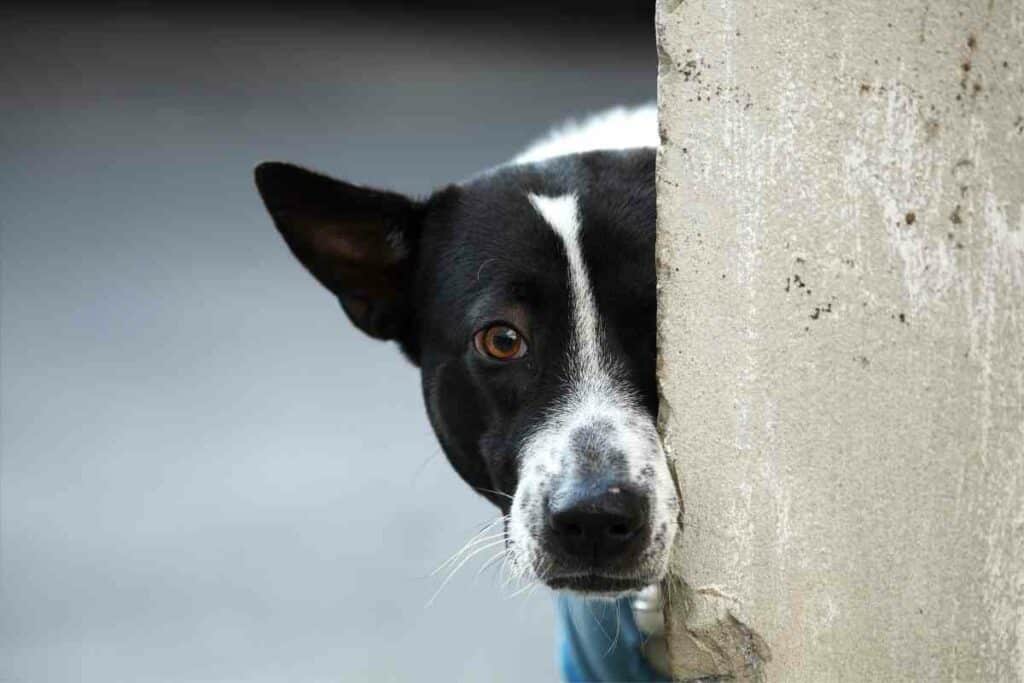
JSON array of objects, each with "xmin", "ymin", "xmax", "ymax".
[{"xmin": 254, "ymin": 148, "xmax": 678, "ymax": 596}]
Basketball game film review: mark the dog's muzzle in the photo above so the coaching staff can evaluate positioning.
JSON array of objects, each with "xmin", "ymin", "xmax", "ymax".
[{"xmin": 508, "ymin": 404, "xmax": 678, "ymax": 595}]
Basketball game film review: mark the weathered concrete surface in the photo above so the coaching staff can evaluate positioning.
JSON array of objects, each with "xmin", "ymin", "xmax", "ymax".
[{"xmin": 656, "ymin": 1, "xmax": 1024, "ymax": 680}]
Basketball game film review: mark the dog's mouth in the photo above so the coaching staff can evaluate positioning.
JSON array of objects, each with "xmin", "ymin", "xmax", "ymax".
[
  {"xmin": 545, "ymin": 573, "xmax": 651, "ymax": 595},
  {"xmin": 533, "ymin": 530, "xmax": 667, "ymax": 596}
]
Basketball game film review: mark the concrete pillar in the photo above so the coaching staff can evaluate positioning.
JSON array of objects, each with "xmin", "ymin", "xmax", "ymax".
[{"xmin": 656, "ymin": 1, "xmax": 1024, "ymax": 680}]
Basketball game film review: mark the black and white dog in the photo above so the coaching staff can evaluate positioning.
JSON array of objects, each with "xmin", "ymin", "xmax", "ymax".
[{"xmin": 254, "ymin": 105, "xmax": 678, "ymax": 601}]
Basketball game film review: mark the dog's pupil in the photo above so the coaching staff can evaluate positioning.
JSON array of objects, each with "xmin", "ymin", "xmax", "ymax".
[{"xmin": 493, "ymin": 328, "xmax": 517, "ymax": 352}]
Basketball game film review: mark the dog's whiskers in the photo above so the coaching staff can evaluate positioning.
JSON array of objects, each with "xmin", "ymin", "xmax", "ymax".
[
  {"xmin": 476, "ymin": 548, "xmax": 510, "ymax": 578},
  {"xmin": 603, "ymin": 598, "xmax": 622, "ymax": 656},
  {"xmin": 430, "ymin": 515, "xmax": 508, "ymax": 577},
  {"xmin": 430, "ymin": 538, "xmax": 504, "ymax": 581},
  {"xmin": 501, "ymin": 549, "xmax": 529, "ymax": 590},
  {"xmin": 426, "ymin": 537, "xmax": 508, "ymax": 607},
  {"xmin": 472, "ymin": 486, "xmax": 514, "ymax": 501},
  {"xmin": 505, "ymin": 581, "xmax": 537, "ymax": 599},
  {"xmin": 430, "ymin": 531, "xmax": 506, "ymax": 577},
  {"xmin": 584, "ymin": 597, "xmax": 613, "ymax": 645},
  {"xmin": 502, "ymin": 555, "xmax": 549, "ymax": 600}
]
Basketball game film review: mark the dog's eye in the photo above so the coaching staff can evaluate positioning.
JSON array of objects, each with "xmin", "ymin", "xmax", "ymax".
[{"xmin": 474, "ymin": 324, "xmax": 528, "ymax": 361}]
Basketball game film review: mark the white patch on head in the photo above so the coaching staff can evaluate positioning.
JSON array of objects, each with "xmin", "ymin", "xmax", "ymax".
[
  {"xmin": 505, "ymin": 192, "xmax": 679, "ymax": 592},
  {"xmin": 527, "ymin": 193, "xmax": 600, "ymax": 380},
  {"xmin": 512, "ymin": 104, "xmax": 657, "ymax": 165},
  {"xmin": 464, "ymin": 105, "xmax": 655, "ymax": 184}
]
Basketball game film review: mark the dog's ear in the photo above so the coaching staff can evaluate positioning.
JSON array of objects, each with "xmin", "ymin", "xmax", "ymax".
[{"xmin": 254, "ymin": 162, "xmax": 423, "ymax": 342}]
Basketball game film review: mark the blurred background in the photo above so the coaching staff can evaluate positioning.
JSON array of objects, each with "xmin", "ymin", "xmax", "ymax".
[{"xmin": 0, "ymin": 2, "xmax": 654, "ymax": 680}]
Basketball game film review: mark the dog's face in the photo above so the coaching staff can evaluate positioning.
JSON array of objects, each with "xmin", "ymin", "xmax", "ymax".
[{"xmin": 255, "ymin": 148, "xmax": 678, "ymax": 596}]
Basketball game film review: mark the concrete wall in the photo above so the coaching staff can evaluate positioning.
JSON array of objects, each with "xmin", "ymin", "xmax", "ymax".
[{"xmin": 655, "ymin": 1, "xmax": 1024, "ymax": 680}]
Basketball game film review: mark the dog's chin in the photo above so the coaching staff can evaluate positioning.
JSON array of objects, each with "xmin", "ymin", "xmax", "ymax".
[{"xmin": 544, "ymin": 573, "xmax": 655, "ymax": 598}]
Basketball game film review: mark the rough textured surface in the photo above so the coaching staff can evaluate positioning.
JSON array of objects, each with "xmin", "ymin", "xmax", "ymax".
[{"xmin": 656, "ymin": 1, "xmax": 1024, "ymax": 680}]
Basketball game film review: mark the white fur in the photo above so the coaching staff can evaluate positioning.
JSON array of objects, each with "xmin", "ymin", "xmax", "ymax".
[
  {"xmin": 526, "ymin": 193, "xmax": 601, "ymax": 382},
  {"xmin": 512, "ymin": 104, "xmax": 657, "ymax": 165},
  {"xmin": 506, "ymin": 193, "xmax": 679, "ymax": 591}
]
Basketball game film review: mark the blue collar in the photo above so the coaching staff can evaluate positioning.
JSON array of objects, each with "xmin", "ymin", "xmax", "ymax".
[{"xmin": 556, "ymin": 594, "xmax": 671, "ymax": 682}]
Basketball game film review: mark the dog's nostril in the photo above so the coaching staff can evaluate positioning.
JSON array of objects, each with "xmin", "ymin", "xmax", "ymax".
[
  {"xmin": 563, "ymin": 523, "xmax": 584, "ymax": 537},
  {"xmin": 609, "ymin": 522, "xmax": 630, "ymax": 536}
]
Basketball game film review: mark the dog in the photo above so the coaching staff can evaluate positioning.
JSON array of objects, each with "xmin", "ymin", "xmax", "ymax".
[{"xmin": 254, "ymin": 105, "xmax": 678, "ymax": 678}]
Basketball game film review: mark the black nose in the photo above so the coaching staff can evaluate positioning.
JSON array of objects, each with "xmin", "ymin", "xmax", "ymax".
[{"xmin": 546, "ymin": 484, "xmax": 648, "ymax": 563}]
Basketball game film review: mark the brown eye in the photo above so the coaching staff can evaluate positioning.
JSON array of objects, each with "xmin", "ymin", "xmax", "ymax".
[{"xmin": 474, "ymin": 324, "xmax": 528, "ymax": 361}]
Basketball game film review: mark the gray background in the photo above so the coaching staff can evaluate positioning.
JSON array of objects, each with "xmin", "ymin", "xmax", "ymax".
[{"xmin": 1, "ymin": 5, "xmax": 653, "ymax": 681}]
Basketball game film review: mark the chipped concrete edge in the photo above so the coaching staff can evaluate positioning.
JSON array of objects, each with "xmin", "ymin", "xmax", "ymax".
[{"xmin": 661, "ymin": 575, "xmax": 772, "ymax": 682}]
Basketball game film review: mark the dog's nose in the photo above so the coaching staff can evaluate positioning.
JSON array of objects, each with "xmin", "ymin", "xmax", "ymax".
[{"xmin": 546, "ymin": 484, "xmax": 648, "ymax": 562}]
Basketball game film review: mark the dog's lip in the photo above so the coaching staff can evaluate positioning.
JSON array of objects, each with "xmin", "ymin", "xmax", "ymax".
[{"xmin": 544, "ymin": 573, "xmax": 651, "ymax": 595}]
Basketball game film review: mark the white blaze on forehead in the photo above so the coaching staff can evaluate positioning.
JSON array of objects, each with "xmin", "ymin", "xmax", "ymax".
[
  {"xmin": 527, "ymin": 193, "xmax": 603, "ymax": 384},
  {"xmin": 527, "ymin": 193, "xmax": 580, "ymax": 242}
]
